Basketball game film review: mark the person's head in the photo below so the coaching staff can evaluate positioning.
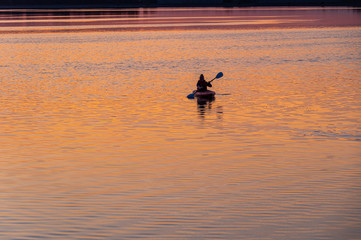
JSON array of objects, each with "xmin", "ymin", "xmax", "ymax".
[{"xmin": 199, "ymin": 74, "xmax": 205, "ymax": 81}]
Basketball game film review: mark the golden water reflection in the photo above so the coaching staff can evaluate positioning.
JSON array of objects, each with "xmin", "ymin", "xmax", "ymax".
[{"xmin": 0, "ymin": 7, "xmax": 361, "ymax": 240}]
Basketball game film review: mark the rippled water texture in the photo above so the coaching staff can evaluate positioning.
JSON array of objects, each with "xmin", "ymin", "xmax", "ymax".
[{"xmin": 1, "ymin": 7, "xmax": 361, "ymax": 240}]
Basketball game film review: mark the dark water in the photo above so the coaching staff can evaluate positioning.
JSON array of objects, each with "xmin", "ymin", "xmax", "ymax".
[{"xmin": 0, "ymin": 7, "xmax": 361, "ymax": 240}]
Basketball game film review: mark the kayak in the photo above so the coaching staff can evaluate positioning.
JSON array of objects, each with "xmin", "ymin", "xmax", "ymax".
[
  {"xmin": 187, "ymin": 90, "xmax": 216, "ymax": 99},
  {"xmin": 194, "ymin": 90, "xmax": 216, "ymax": 98}
]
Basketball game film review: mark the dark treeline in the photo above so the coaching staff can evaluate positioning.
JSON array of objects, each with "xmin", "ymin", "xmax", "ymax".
[
  {"xmin": 0, "ymin": 0, "xmax": 155, "ymax": 7},
  {"xmin": 0, "ymin": 0, "xmax": 360, "ymax": 8}
]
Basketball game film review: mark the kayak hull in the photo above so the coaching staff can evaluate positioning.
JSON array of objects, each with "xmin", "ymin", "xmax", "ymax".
[{"xmin": 194, "ymin": 90, "xmax": 216, "ymax": 98}]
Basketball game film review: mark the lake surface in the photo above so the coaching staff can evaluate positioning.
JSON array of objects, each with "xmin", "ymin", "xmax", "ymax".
[{"xmin": 0, "ymin": 7, "xmax": 361, "ymax": 239}]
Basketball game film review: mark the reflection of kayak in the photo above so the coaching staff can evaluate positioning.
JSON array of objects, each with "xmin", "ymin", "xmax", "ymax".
[{"xmin": 194, "ymin": 90, "xmax": 216, "ymax": 98}]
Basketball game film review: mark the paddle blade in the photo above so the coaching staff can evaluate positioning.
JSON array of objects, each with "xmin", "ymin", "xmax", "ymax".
[{"xmin": 215, "ymin": 72, "xmax": 223, "ymax": 79}]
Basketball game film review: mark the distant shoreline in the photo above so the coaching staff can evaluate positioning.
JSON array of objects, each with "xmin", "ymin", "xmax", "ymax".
[{"xmin": 0, "ymin": 1, "xmax": 360, "ymax": 10}]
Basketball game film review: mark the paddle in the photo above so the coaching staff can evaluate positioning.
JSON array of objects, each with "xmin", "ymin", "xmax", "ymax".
[{"xmin": 187, "ymin": 72, "xmax": 223, "ymax": 99}]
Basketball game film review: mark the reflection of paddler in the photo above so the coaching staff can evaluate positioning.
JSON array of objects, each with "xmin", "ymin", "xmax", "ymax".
[
  {"xmin": 197, "ymin": 94, "xmax": 215, "ymax": 105},
  {"xmin": 197, "ymin": 96, "xmax": 214, "ymax": 118}
]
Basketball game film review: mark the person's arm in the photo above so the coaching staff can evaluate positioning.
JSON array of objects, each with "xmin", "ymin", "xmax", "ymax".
[{"xmin": 197, "ymin": 81, "xmax": 202, "ymax": 90}]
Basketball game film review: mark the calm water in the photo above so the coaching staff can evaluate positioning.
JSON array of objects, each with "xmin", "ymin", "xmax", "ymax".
[{"xmin": 1, "ymin": 7, "xmax": 361, "ymax": 239}]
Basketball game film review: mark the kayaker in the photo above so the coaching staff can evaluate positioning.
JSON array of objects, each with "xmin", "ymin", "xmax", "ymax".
[{"xmin": 196, "ymin": 74, "xmax": 212, "ymax": 92}]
